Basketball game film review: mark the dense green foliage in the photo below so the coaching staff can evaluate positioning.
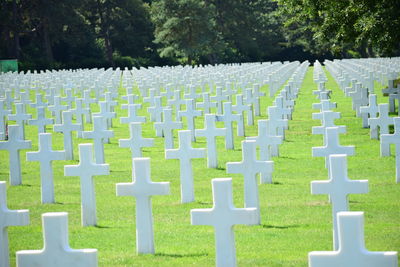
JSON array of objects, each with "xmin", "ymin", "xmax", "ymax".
[
  {"xmin": 1, "ymin": 0, "xmax": 399, "ymax": 70},
  {"xmin": 277, "ymin": 0, "xmax": 400, "ymax": 57}
]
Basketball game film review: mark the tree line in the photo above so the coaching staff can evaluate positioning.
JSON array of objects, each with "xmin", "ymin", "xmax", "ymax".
[{"xmin": 1, "ymin": 0, "xmax": 399, "ymax": 71}]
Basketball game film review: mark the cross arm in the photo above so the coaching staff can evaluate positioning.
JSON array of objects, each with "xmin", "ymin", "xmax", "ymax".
[
  {"xmin": 191, "ymin": 208, "xmax": 214, "ymax": 226},
  {"xmin": 165, "ymin": 148, "xmax": 180, "ymax": 160},
  {"xmin": 226, "ymin": 162, "xmax": 244, "ymax": 174},
  {"xmin": 231, "ymin": 207, "xmax": 258, "ymax": 225},
  {"xmin": 4, "ymin": 209, "xmax": 30, "ymax": 227},
  {"xmin": 381, "ymin": 134, "xmax": 400, "ymax": 145},
  {"xmin": 311, "ymin": 180, "xmax": 332, "ymax": 195}
]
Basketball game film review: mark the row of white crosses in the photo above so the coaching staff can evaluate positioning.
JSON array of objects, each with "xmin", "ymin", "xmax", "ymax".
[
  {"xmin": 325, "ymin": 58, "xmax": 400, "ymax": 183},
  {"xmin": 188, "ymin": 61, "xmax": 309, "ymax": 266},
  {"xmin": 308, "ymin": 72, "xmax": 398, "ymax": 266},
  {"xmin": 0, "ymin": 139, "xmax": 114, "ymax": 267},
  {"xmin": 0, "ymin": 70, "xmax": 118, "ymax": 267},
  {"xmin": 0, "ymin": 64, "xmax": 274, "ymax": 267},
  {"xmin": 0, "ymin": 180, "xmax": 98, "ymax": 267},
  {"xmin": 3, "ymin": 59, "xmax": 394, "ymax": 266}
]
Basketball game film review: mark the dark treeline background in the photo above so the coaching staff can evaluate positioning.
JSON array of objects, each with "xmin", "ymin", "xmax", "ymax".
[{"xmin": 1, "ymin": 0, "xmax": 399, "ymax": 70}]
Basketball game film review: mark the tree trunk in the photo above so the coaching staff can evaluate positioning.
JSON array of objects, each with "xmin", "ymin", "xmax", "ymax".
[
  {"xmin": 2, "ymin": 25, "xmax": 13, "ymax": 58},
  {"xmin": 12, "ymin": 0, "xmax": 20, "ymax": 59},
  {"xmin": 96, "ymin": 0, "xmax": 115, "ymax": 68},
  {"xmin": 42, "ymin": 18, "xmax": 54, "ymax": 64},
  {"xmin": 104, "ymin": 32, "xmax": 115, "ymax": 68}
]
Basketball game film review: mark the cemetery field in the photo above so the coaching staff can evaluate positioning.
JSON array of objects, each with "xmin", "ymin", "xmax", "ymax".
[{"xmin": 1, "ymin": 67, "xmax": 399, "ymax": 266}]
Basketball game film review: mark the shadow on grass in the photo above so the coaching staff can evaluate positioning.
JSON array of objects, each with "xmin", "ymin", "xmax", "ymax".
[
  {"xmin": 278, "ymin": 156, "xmax": 296, "ymax": 160},
  {"xmin": 95, "ymin": 225, "xmax": 112, "ymax": 229},
  {"xmin": 110, "ymin": 169, "xmax": 129, "ymax": 173},
  {"xmin": 261, "ymin": 224, "xmax": 300, "ymax": 229},
  {"xmin": 216, "ymin": 166, "xmax": 226, "ymax": 171},
  {"xmin": 196, "ymin": 201, "xmax": 213, "ymax": 205},
  {"xmin": 156, "ymin": 252, "xmax": 208, "ymax": 258},
  {"xmin": 272, "ymin": 181, "xmax": 283, "ymax": 185}
]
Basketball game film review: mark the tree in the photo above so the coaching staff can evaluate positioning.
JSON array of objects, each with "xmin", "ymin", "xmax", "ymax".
[
  {"xmin": 277, "ymin": 0, "xmax": 400, "ymax": 57},
  {"xmin": 151, "ymin": 0, "xmax": 216, "ymax": 65}
]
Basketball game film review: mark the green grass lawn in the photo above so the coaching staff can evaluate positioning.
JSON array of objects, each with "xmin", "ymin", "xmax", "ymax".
[{"xmin": 1, "ymin": 66, "xmax": 399, "ymax": 266}]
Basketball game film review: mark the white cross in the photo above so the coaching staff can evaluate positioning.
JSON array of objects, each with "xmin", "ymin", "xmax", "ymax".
[
  {"xmin": 82, "ymin": 116, "xmax": 113, "ymax": 164},
  {"xmin": 216, "ymin": 102, "xmax": 241, "ymax": 150},
  {"xmin": 232, "ymin": 94, "xmax": 253, "ymax": 130},
  {"xmin": 191, "ymin": 178, "xmax": 258, "ymax": 267},
  {"xmin": 0, "ymin": 125, "xmax": 31, "ymax": 185},
  {"xmin": 119, "ymin": 122, "xmax": 154, "ymax": 158},
  {"xmin": 226, "ymin": 140, "xmax": 273, "ymax": 223},
  {"xmin": 244, "ymin": 88, "xmax": 260, "ymax": 116},
  {"xmin": 274, "ymin": 96, "xmax": 292, "ymax": 120},
  {"xmin": 195, "ymin": 114, "xmax": 226, "ymax": 168},
  {"xmin": 178, "ymin": 99, "xmax": 202, "ymax": 141},
  {"xmin": 8, "ymin": 103, "xmax": 31, "ymax": 139},
  {"xmin": 167, "ymin": 90, "xmax": 185, "ymax": 121},
  {"xmin": 349, "ymin": 83, "xmax": 368, "ymax": 117},
  {"xmin": 247, "ymin": 120, "xmax": 281, "ymax": 183},
  {"xmin": 71, "ymin": 98, "xmax": 90, "ymax": 138},
  {"xmin": 0, "ymin": 181, "xmax": 29, "ymax": 267},
  {"xmin": 61, "ymin": 89, "xmax": 75, "ymax": 110},
  {"xmin": 312, "ymin": 127, "xmax": 355, "ymax": 169},
  {"xmin": 184, "ymin": 85, "xmax": 201, "ymax": 100},
  {"xmin": 16, "ymin": 212, "xmax": 98, "ymax": 267},
  {"xmin": 48, "ymin": 96, "xmax": 67, "ymax": 124},
  {"xmin": 3, "ymin": 90, "xmax": 13, "ymax": 110},
  {"xmin": 313, "ymin": 83, "xmax": 331, "ymax": 99},
  {"xmin": 211, "ymin": 87, "xmax": 228, "ymax": 114},
  {"xmin": 26, "ymin": 133, "xmax": 66, "ymax": 203},
  {"xmin": 253, "ymin": 83, "xmax": 265, "ymax": 97},
  {"xmin": 280, "ymin": 88, "xmax": 295, "ymax": 109},
  {"xmin": 312, "ymin": 111, "xmax": 346, "ymax": 145},
  {"xmin": 166, "ymin": 130, "xmax": 206, "ymax": 203},
  {"xmin": 0, "ymin": 100, "xmax": 11, "ymax": 140},
  {"xmin": 268, "ymin": 106, "xmax": 288, "ymax": 144},
  {"xmin": 389, "ymin": 92, "xmax": 400, "ymax": 115},
  {"xmin": 143, "ymin": 89, "xmax": 157, "ymax": 107},
  {"xmin": 120, "ymin": 104, "xmax": 146, "ymax": 124},
  {"xmin": 45, "ymin": 89, "xmax": 55, "ymax": 107},
  {"xmin": 53, "ymin": 111, "xmax": 81, "ymax": 160},
  {"xmin": 359, "ymin": 94, "xmax": 379, "ymax": 128},
  {"xmin": 104, "ymin": 91, "xmax": 118, "ymax": 112},
  {"xmin": 309, "ymin": 211, "xmax": 397, "ymax": 267},
  {"xmin": 147, "ymin": 96, "xmax": 164, "ymax": 122},
  {"xmin": 64, "ymin": 144, "xmax": 109, "ymax": 226},
  {"xmin": 93, "ymin": 101, "xmax": 116, "ymax": 129},
  {"xmin": 116, "ymin": 158, "xmax": 170, "ymax": 254},
  {"xmin": 381, "ymin": 117, "xmax": 400, "ymax": 182},
  {"xmin": 30, "ymin": 93, "xmax": 47, "ymax": 110},
  {"xmin": 154, "ymin": 108, "xmax": 183, "ymax": 149},
  {"xmin": 82, "ymin": 90, "xmax": 96, "ymax": 123},
  {"xmin": 197, "ymin": 92, "xmax": 217, "ymax": 114},
  {"xmin": 311, "ymin": 155, "xmax": 368, "ymax": 250},
  {"xmin": 161, "ymin": 84, "xmax": 175, "ymax": 100},
  {"xmin": 121, "ymin": 94, "xmax": 139, "ymax": 110},
  {"xmin": 28, "ymin": 106, "xmax": 54, "ymax": 134},
  {"xmin": 225, "ymin": 81, "xmax": 238, "ymax": 97},
  {"xmin": 387, "ymin": 85, "xmax": 400, "ymax": 113},
  {"xmin": 312, "ymin": 99, "xmax": 337, "ymax": 112},
  {"xmin": 369, "ymin": 104, "xmax": 394, "ymax": 140},
  {"xmin": 17, "ymin": 91, "xmax": 31, "ymax": 113}
]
